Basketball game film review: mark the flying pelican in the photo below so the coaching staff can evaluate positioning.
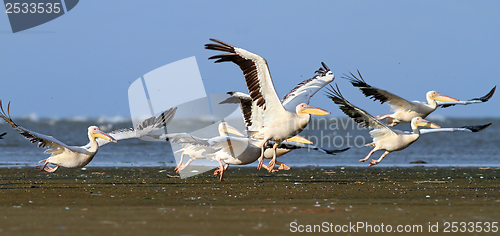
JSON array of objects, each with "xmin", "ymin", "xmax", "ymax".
[
  {"xmin": 344, "ymin": 71, "xmax": 496, "ymax": 126},
  {"xmin": 325, "ymin": 85, "xmax": 491, "ymax": 166},
  {"xmin": 168, "ymin": 122, "xmax": 347, "ymax": 181},
  {"xmin": 219, "ymin": 65, "xmax": 350, "ymax": 170},
  {"xmin": 0, "ymin": 132, "xmax": 6, "ymax": 139},
  {"xmin": 0, "ymin": 100, "xmax": 176, "ymax": 172},
  {"xmin": 205, "ymin": 39, "xmax": 331, "ymax": 171}
]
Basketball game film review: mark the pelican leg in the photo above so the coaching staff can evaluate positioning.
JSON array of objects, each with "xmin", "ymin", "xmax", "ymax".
[
  {"xmin": 216, "ymin": 157, "xmax": 225, "ymax": 182},
  {"xmin": 276, "ymin": 161, "xmax": 291, "ymax": 170},
  {"xmin": 257, "ymin": 141, "xmax": 267, "ymax": 171},
  {"xmin": 213, "ymin": 164, "xmax": 229, "ymax": 176},
  {"xmin": 44, "ymin": 165, "xmax": 59, "ymax": 173},
  {"xmin": 369, "ymin": 151, "xmax": 390, "ymax": 166},
  {"xmin": 177, "ymin": 157, "xmax": 195, "ymax": 172},
  {"xmin": 174, "ymin": 153, "xmax": 186, "ymax": 173},
  {"xmin": 34, "ymin": 159, "xmax": 49, "ymax": 172},
  {"xmin": 260, "ymin": 164, "xmax": 278, "ymax": 173},
  {"xmin": 267, "ymin": 143, "xmax": 279, "ymax": 172},
  {"xmin": 359, "ymin": 149, "xmax": 376, "ymax": 162},
  {"xmin": 376, "ymin": 114, "xmax": 390, "ymax": 120}
]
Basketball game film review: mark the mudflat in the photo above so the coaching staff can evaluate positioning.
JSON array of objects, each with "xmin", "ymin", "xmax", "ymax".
[{"xmin": 0, "ymin": 167, "xmax": 499, "ymax": 235}]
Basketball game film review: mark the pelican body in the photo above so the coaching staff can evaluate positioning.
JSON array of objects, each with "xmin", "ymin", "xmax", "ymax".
[
  {"xmin": 344, "ymin": 71, "xmax": 496, "ymax": 126},
  {"xmin": 205, "ymin": 39, "xmax": 330, "ymax": 172},
  {"xmin": 0, "ymin": 100, "xmax": 118, "ymax": 172}
]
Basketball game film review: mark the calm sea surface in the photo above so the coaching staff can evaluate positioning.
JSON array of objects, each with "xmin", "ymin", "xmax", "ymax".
[{"xmin": 0, "ymin": 117, "xmax": 498, "ymax": 168}]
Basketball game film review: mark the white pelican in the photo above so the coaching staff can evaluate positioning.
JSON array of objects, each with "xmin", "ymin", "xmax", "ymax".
[
  {"xmin": 205, "ymin": 39, "xmax": 331, "ymax": 172},
  {"xmin": 0, "ymin": 100, "xmax": 177, "ymax": 172},
  {"xmin": 0, "ymin": 132, "xmax": 6, "ymax": 139},
  {"xmin": 344, "ymin": 71, "xmax": 496, "ymax": 126},
  {"xmin": 326, "ymin": 86, "xmax": 491, "ymax": 166},
  {"xmin": 219, "ymin": 64, "xmax": 350, "ymax": 170}
]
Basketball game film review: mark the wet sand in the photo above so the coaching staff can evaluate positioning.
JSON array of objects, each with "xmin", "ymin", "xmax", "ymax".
[{"xmin": 0, "ymin": 166, "xmax": 499, "ymax": 235}]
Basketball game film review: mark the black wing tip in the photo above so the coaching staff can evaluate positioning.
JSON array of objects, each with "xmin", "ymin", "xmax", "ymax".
[
  {"xmin": 463, "ymin": 123, "xmax": 492, "ymax": 132},
  {"xmin": 0, "ymin": 132, "xmax": 6, "ymax": 139},
  {"xmin": 474, "ymin": 86, "xmax": 496, "ymax": 102},
  {"xmin": 325, "ymin": 146, "xmax": 351, "ymax": 155}
]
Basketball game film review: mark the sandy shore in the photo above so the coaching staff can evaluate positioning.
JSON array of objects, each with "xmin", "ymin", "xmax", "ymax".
[{"xmin": 0, "ymin": 166, "xmax": 499, "ymax": 235}]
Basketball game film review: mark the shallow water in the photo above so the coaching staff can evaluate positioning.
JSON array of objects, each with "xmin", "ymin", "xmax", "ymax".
[{"xmin": 0, "ymin": 117, "xmax": 498, "ymax": 168}]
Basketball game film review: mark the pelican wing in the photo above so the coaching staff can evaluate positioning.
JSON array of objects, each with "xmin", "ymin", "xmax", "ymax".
[
  {"xmin": 0, "ymin": 101, "xmax": 74, "ymax": 155},
  {"xmin": 282, "ymin": 62, "xmax": 335, "ymax": 112},
  {"xmin": 325, "ymin": 85, "xmax": 396, "ymax": 134},
  {"xmin": 163, "ymin": 132, "xmax": 211, "ymax": 146},
  {"xmin": 205, "ymin": 39, "xmax": 285, "ymax": 125},
  {"xmin": 83, "ymin": 107, "xmax": 177, "ymax": 148},
  {"xmin": 418, "ymin": 123, "xmax": 492, "ymax": 135},
  {"xmin": 343, "ymin": 71, "xmax": 415, "ymax": 111},
  {"xmin": 0, "ymin": 132, "xmax": 6, "ymax": 139},
  {"xmin": 438, "ymin": 86, "xmax": 496, "ymax": 108},
  {"xmin": 219, "ymin": 92, "xmax": 263, "ymax": 130},
  {"xmin": 276, "ymin": 140, "xmax": 351, "ymax": 155}
]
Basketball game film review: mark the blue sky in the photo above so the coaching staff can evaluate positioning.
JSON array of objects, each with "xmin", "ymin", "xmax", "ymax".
[{"xmin": 1, "ymin": 1, "xmax": 498, "ymax": 119}]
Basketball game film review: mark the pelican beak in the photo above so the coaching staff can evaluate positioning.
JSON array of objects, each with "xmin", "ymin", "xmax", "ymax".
[
  {"xmin": 417, "ymin": 119, "xmax": 441, "ymax": 129},
  {"xmin": 300, "ymin": 105, "xmax": 331, "ymax": 115},
  {"xmin": 433, "ymin": 93, "xmax": 459, "ymax": 102},
  {"xmin": 221, "ymin": 123, "xmax": 245, "ymax": 137},
  {"xmin": 286, "ymin": 135, "xmax": 313, "ymax": 144},
  {"xmin": 94, "ymin": 131, "xmax": 118, "ymax": 143}
]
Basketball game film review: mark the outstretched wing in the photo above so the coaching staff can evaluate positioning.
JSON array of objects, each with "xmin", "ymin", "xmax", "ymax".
[
  {"xmin": 343, "ymin": 71, "xmax": 416, "ymax": 111},
  {"xmin": 325, "ymin": 85, "xmax": 396, "ymax": 134},
  {"xmin": 438, "ymin": 86, "xmax": 496, "ymax": 108},
  {"xmin": 0, "ymin": 132, "xmax": 6, "ymax": 139},
  {"xmin": 281, "ymin": 62, "xmax": 335, "ymax": 112},
  {"xmin": 276, "ymin": 140, "xmax": 351, "ymax": 155},
  {"xmin": 205, "ymin": 39, "xmax": 286, "ymax": 126},
  {"xmin": 419, "ymin": 123, "xmax": 492, "ymax": 135},
  {"xmin": 83, "ymin": 107, "xmax": 178, "ymax": 148},
  {"xmin": 219, "ymin": 92, "xmax": 263, "ymax": 131},
  {"xmin": 0, "ymin": 100, "xmax": 73, "ymax": 155}
]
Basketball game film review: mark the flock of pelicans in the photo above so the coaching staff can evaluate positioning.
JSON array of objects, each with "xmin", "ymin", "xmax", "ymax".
[{"xmin": 0, "ymin": 39, "xmax": 495, "ymax": 181}]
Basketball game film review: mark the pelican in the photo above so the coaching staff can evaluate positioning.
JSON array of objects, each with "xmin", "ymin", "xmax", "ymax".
[
  {"xmin": 0, "ymin": 132, "xmax": 5, "ymax": 139},
  {"xmin": 344, "ymin": 71, "xmax": 496, "ymax": 126},
  {"xmin": 205, "ymin": 39, "xmax": 331, "ymax": 172},
  {"xmin": 0, "ymin": 100, "xmax": 176, "ymax": 172},
  {"xmin": 326, "ymin": 85, "xmax": 491, "ymax": 166},
  {"xmin": 219, "ymin": 65, "xmax": 350, "ymax": 170}
]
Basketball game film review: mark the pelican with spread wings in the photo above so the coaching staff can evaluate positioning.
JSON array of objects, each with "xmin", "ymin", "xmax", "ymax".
[
  {"xmin": 205, "ymin": 39, "xmax": 330, "ymax": 172},
  {"xmin": 326, "ymin": 86, "xmax": 491, "ymax": 166},
  {"xmin": 0, "ymin": 100, "xmax": 176, "ymax": 172},
  {"xmin": 344, "ymin": 71, "xmax": 496, "ymax": 126},
  {"xmin": 219, "ymin": 65, "xmax": 350, "ymax": 170}
]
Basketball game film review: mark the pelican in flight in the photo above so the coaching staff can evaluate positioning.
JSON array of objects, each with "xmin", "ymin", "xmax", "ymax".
[
  {"xmin": 0, "ymin": 100, "xmax": 176, "ymax": 172},
  {"xmin": 219, "ymin": 64, "xmax": 350, "ymax": 170},
  {"xmin": 326, "ymin": 86, "xmax": 491, "ymax": 166},
  {"xmin": 344, "ymin": 71, "xmax": 496, "ymax": 126},
  {"xmin": 0, "ymin": 132, "xmax": 6, "ymax": 139},
  {"xmin": 205, "ymin": 39, "xmax": 331, "ymax": 171}
]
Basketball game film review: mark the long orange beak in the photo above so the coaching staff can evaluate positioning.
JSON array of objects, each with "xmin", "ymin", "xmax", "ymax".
[
  {"xmin": 300, "ymin": 105, "xmax": 331, "ymax": 115},
  {"xmin": 94, "ymin": 131, "xmax": 118, "ymax": 143},
  {"xmin": 417, "ymin": 119, "xmax": 441, "ymax": 128},
  {"xmin": 434, "ymin": 93, "xmax": 459, "ymax": 102}
]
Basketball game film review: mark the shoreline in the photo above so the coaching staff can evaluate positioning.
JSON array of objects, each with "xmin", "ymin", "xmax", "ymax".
[{"xmin": 1, "ymin": 167, "xmax": 499, "ymax": 235}]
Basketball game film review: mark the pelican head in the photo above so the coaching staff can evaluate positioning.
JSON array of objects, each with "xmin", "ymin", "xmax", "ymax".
[
  {"xmin": 88, "ymin": 126, "xmax": 117, "ymax": 143},
  {"xmin": 296, "ymin": 103, "xmax": 331, "ymax": 115},
  {"xmin": 411, "ymin": 117, "xmax": 441, "ymax": 129},
  {"xmin": 427, "ymin": 91, "xmax": 459, "ymax": 102},
  {"xmin": 218, "ymin": 122, "xmax": 245, "ymax": 137}
]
